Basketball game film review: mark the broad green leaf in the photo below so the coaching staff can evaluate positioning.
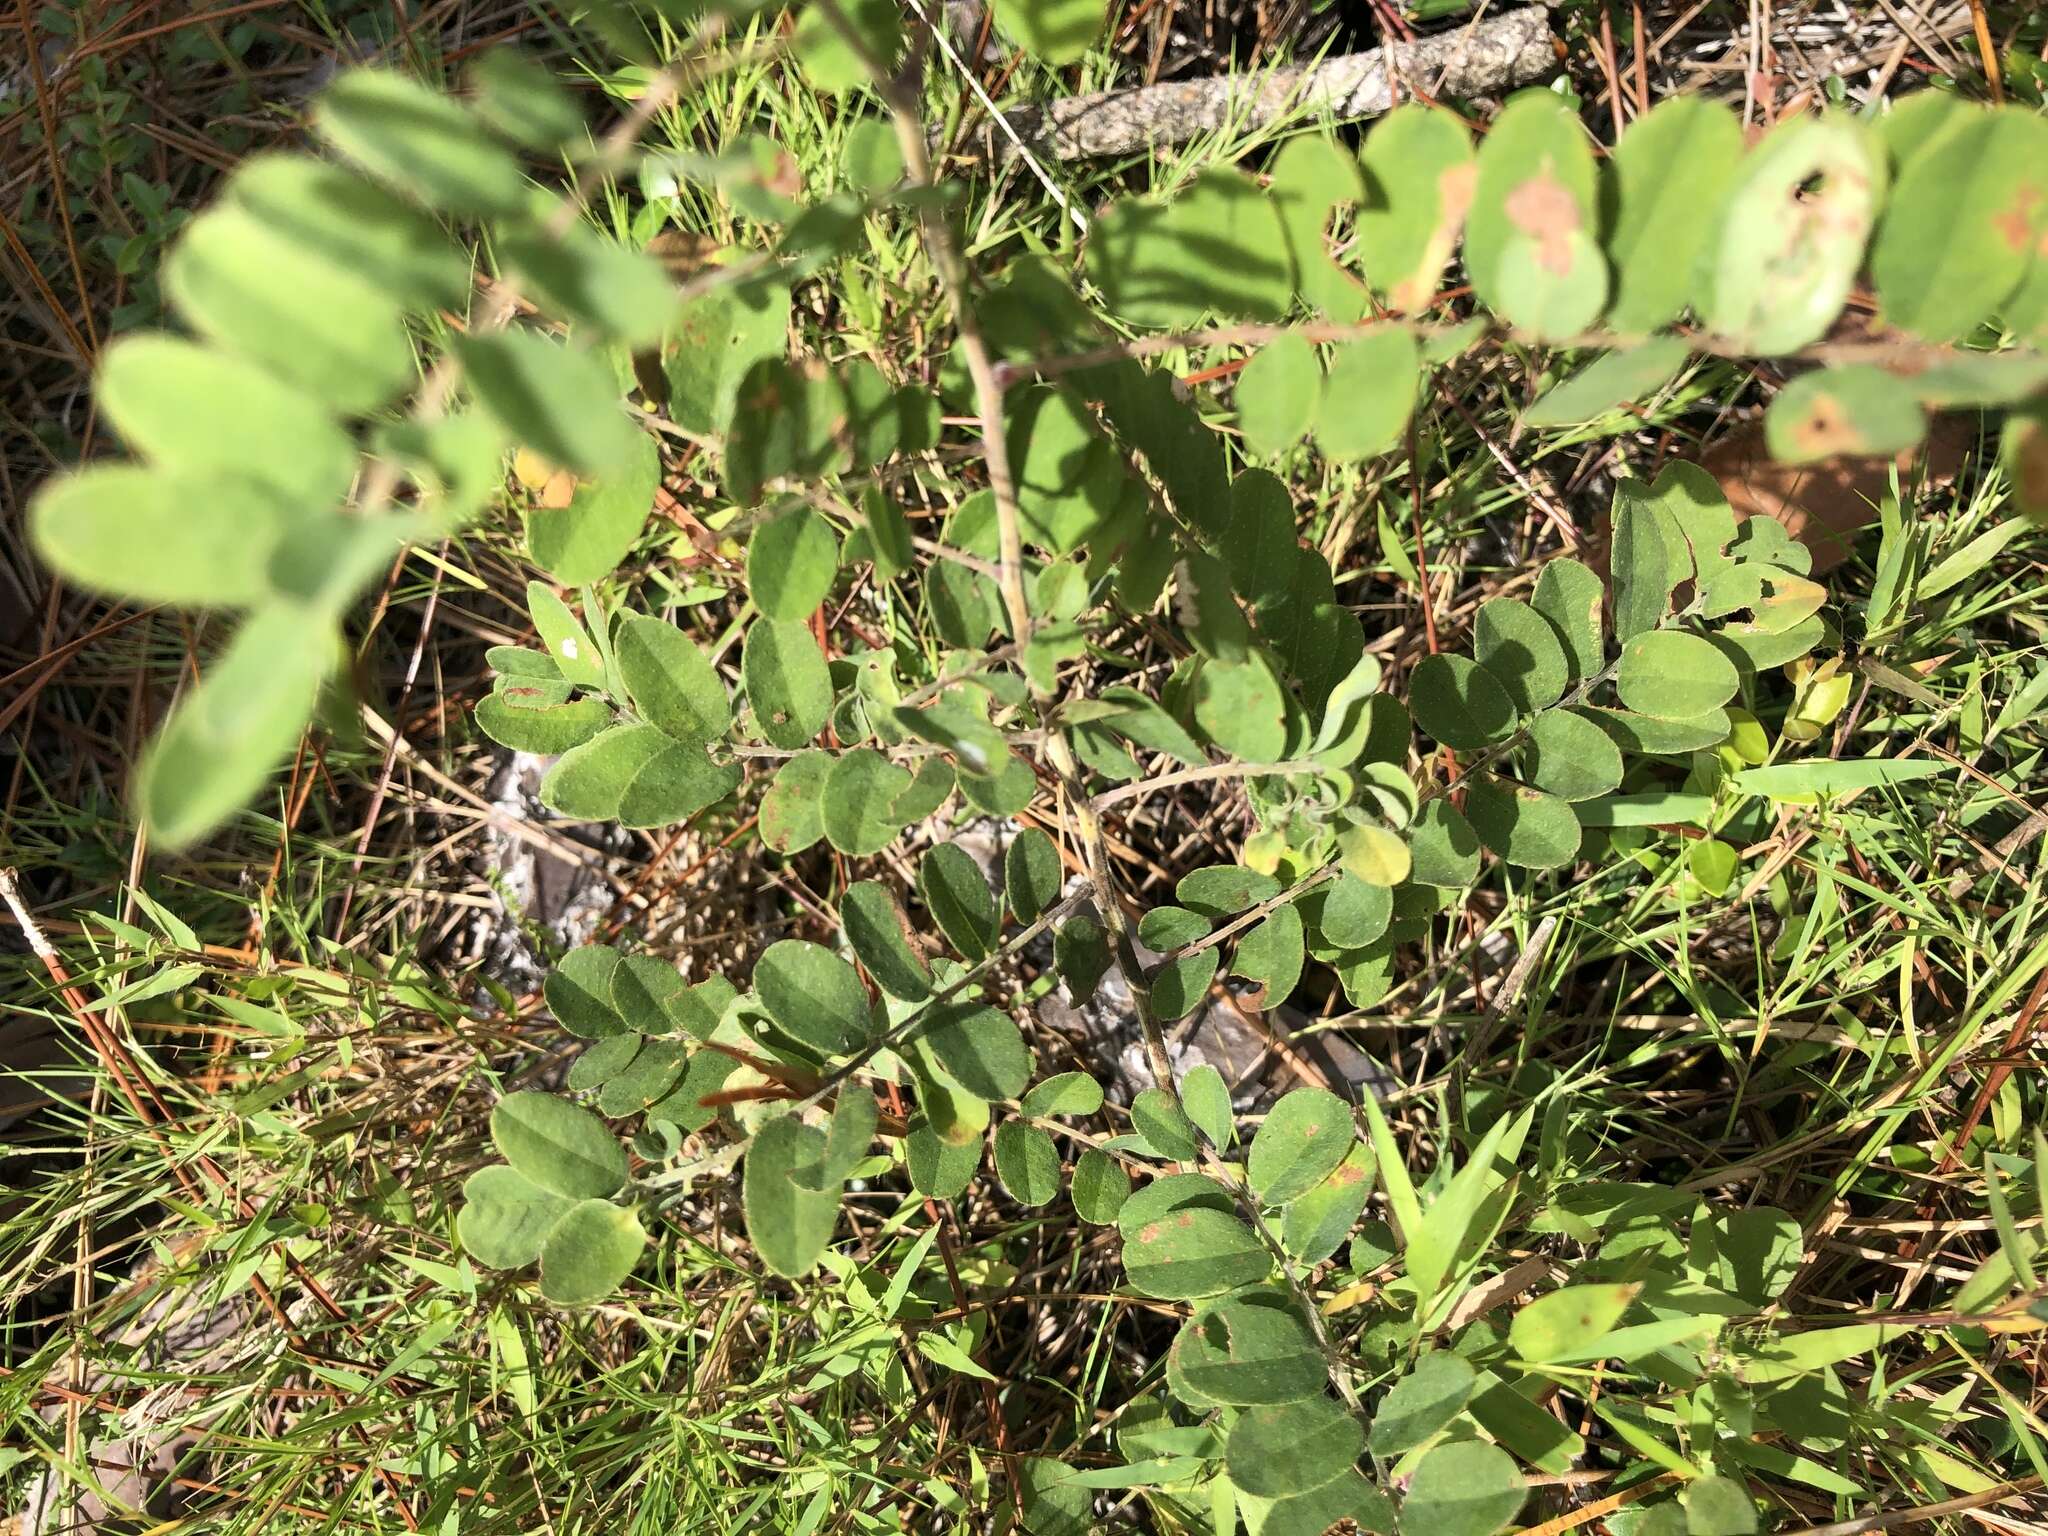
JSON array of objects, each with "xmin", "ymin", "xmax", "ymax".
[
  {"xmin": 135, "ymin": 605, "xmax": 336, "ymax": 847},
  {"xmin": 458, "ymin": 1165, "xmax": 571, "ymax": 1269},
  {"xmin": 1605, "ymin": 97, "xmax": 1743, "ymax": 332},
  {"xmin": 1465, "ymin": 90, "xmax": 1605, "ymax": 341},
  {"xmin": 754, "ymin": 939, "xmax": 869, "ymax": 1057},
  {"xmin": 921, "ymin": 1003, "xmax": 1031, "ymax": 1101},
  {"xmin": 1233, "ymin": 906, "xmax": 1305, "ymax": 1002},
  {"xmin": 1056, "ymin": 913, "xmax": 1113, "ymax": 1001},
  {"xmin": 1177, "ymin": 551, "xmax": 1253, "ymax": 664},
  {"xmin": 1573, "ymin": 791, "xmax": 1714, "ymax": 827},
  {"xmin": 1400, "ymin": 1438, "xmax": 1525, "ymax": 1536},
  {"xmin": 1727, "ymin": 757, "xmax": 1944, "ymax": 801},
  {"xmin": 1177, "ymin": 1063, "xmax": 1234, "ymax": 1149},
  {"xmin": 1522, "ymin": 338, "xmax": 1690, "ymax": 427},
  {"xmin": 501, "ymin": 223, "xmax": 676, "ymax": 349},
  {"xmin": 1581, "ymin": 705, "xmax": 1732, "ymax": 756},
  {"xmin": 723, "ymin": 358, "xmax": 849, "ymax": 503},
  {"xmin": 907, "ymin": 1118, "xmax": 982, "ymax": 1198},
  {"xmin": 1510, "ymin": 1283, "xmax": 1640, "ymax": 1362},
  {"xmin": 31, "ymin": 466, "xmax": 290, "ymax": 608},
  {"xmin": 1407, "ymin": 799, "xmax": 1482, "ymax": 887},
  {"xmin": 1302, "ymin": 873, "xmax": 1391, "ymax": 949},
  {"xmin": 647, "ymin": 1047, "xmax": 738, "ymax": 1132},
  {"xmin": 1617, "ymin": 631, "xmax": 1740, "ymax": 719},
  {"xmin": 1244, "ymin": 1473, "xmax": 1396, "ymax": 1536},
  {"xmin": 1100, "ymin": 685, "xmax": 1207, "ymax": 764},
  {"xmin": 1764, "ymin": 365, "xmax": 1925, "ymax": 463},
  {"xmin": 166, "ymin": 202, "xmax": 413, "ymax": 414},
  {"xmin": 1086, "ymin": 169, "xmax": 1295, "ymax": 329},
  {"xmin": 1877, "ymin": 89, "xmax": 1970, "ymax": 172},
  {"xmin": 896, "ymin": 699, "xmax": 1009, "ymax": 778},
  {"xmin": 615, "ymin": 614, "xmax": 728, "ymax": 744},
  {"xmin": 1123, "ymin": 1206, "xmax": 1272, "ymax": 1298},
  {"xmin": 1689, "ymin": 837, "xmax": 1739, "ymax": 896},
  {"xmin": 1226, "ymin": 1398, "xmax": 1362, "ymax": 1499},
  {"xmin": 892, "ymin": 756, "xmax": 955, "ymax": 822},
  {"xmin": 458, "ymin": 329, "xmax": 642, "ymax": 479},
  {"xmin": 1270, "ymin": 134, "xmax": 1368, "ymax": 321},
  {"xmin": 1696, "ymin": 113, "xmax": 1882, "ymax": 354},
  {"xmin": 597, "ymin": 1038, "xmax": 687, "ymax": 1116},
  {"xmin": 1683, "ymin": 1475, "xmax": 1758, "ymax": 1536},
  {"xmin": 491, "ymin": 1091, "xmax": 626, "ymax": 1200},
  {"xmin": 375, "ymin": 408, "xmax": 508, "ymax": 528},
  {"xmin": 789, "ymin": 1091, "xmax": 879, "ymax": 1192},
  {"xmin": 1177, "ymin": 865, "xmax": 1281, "ymax": 918},
  {"xmin": 1610, "ymin": 475, "xmax": 1690, "ymax": 641},
  {"xmin": 1281, "ymin": 1144, "xmax": 1374, "ymax": 1264},
  {"xmin": 1688, "ymin": 1205, "xmax": 1803, "ymax": 1304},
  {"xmin": 1005, "ymin": 827, "xmax": 1064, "ymax": 925},
  {"xmin": 1008, "ymin": 387, "xmax": 1120, "ymax": 555},
  {"xmin": 1248, "ymin": 1087, "xmax": 1353, "ymax": 1206},
  {"xmin": 744, "ymin": 617, "xmax": 833, "ymax": 749},
  {"xmin": 1167, "ymin": 1295, "xmax": 1325, "ymax": 1407},
  {"xmin": 1870, "ymin": 106, "xmax": 2048, "ymax": 341},
  {"xmin": 791, "ymin": 0, "xmax": 902, "ymax": 93},
  {"xmin": 1473, "ymin": 596, "xmax": 1569, "ymax": 715},
  {"xmin": 1519, "ymin": 708, "xmax": 1623, "ymax": 801},
  {"xmin": 1133, "ymin": 1086, "xmax": 1202, "ymax": 1160},
  {"xmin": 1121, "ymin": 1173, "xmax": 1234, "ymax": 1229},
  {"xmin": 539, "ymin": 1198, "xmax": 645, "ymax": 1305},
  {"xmin": 312, "ymin": 67, "xmax": 527, "ymax": 215},
  {"xmin": 1193, "ymin": 655, "xmax": 1288, "ymax": 763},
  {"xmin": 665, "ymin": 272, "xmax": 790, "ymax": 436},
  {"xmin": 227, "ymin": 152, "xmax": 469, "ymax": 309},
  {"xmin": 544, "ymin": 945, "xmax": 627, "ymax": 1038},
  {"xmin": 921, "ymin": 843, "xmax": 1001, "ymax": 960},
  {"xmin": 1464, "ymin": 777, "xmax": 1582, "ymax": 870},
  {"xmin": 748, "ymin": 503, "xmax": 841, "ymax": 622},
  {"xmin": 1369, "ymin": 1349, "xmax": 1476, "ymax": 1454},
  {"xmin": 525, "ymin": 581, "xmax": 604, "ymax": 687},
  {"xmin": 1410, "ymin": 653, "xmax": 1517, "ymax": 749},
  {"xmin": 1237, "ymin": 333, "xmax": 1320, "ymax": 459},
  {"xmin": 1469, "ymin": 1374, "xmax": 1583, "ymax": 1473},
  {"xmin": 1356, "ymin": 104, "xmax": 1474, "ymax": 311},
  {"xmin": 841, "ymin": 880, "xmax": 931, "ymax": 1001},
  {"xmin": 1531, "ymin": 556, "xmax": 1605, "ymax": 680},
  {"xmin": 475, "ymin": 694, "xmax": 611, "ymax": 755},
  {"xmin": 540, "ymin": 724, "xmax": 739, "ymax": 827},
  {"xmin": 566, "ymin": 1032, "xmax": 642, "ymax": 1092},
  {"xmin": 1021, "ymin": 1070, "xmax": 1105, "ymax": 1120},
  {"xmin": 994, "ymin": 1121, "xmax": 1062, "ymax": 1206},
  {"xmin": 468, "ymin": 46, "xmax": 582, "ymax": 149},
  {"xmin": 1313, "ymin": 326, "xmax": 1418, "ymax": 462},
  {"xmin": 97, "ymin": 334, "xmax": 357, "ymax": 508},
  {"xmin": 743, "ymin": 1114, "xmax": 839, "ymax": 1278},
  {"xmin": 525, "ymin": 430, "xmax": 660, "ymax": 584},
  {"xmin": 1072, "ymin": 1147, "xmax": 1131, "ymax": 1223},
  {"xmin": 760, "ymin": 749, "xmax": 832, "ymax": 854}
]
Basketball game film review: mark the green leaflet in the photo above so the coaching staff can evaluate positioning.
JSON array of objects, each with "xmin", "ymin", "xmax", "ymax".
[
  {"xmin": 743, "ymin": 1114, "xmax": 840, "ymax": 1278},
  {"xmin": 615, "ymin": 615, "xmax": 729, "ymax": 745},
  {"xmin": 491, "ymin": 1092, "xmax": 626, "ymax": 1200},
  {"xmin": 744, "ymin": 617, "xmax": 833, "ymax": 750},
  {"xmin": 1604, "ymin": 98, "xmax": 1742, "ymax": 333},
  {"xmin": 1086, "ymin": 168, "xmax": 1295, "ymax": 330},
  {"xmin": 539, "ymin": 1199, "xmax": 646, "ymax": 1306},
  {"xmin": 540, "ymin": 725, "xmax": 739, "ymax": 828},
  {"xmin": 525, "ymin": 430, "xmax": 661, "ymax": 584},
  {"xmin": 312, "ymin": 66, "xmax": 527, "ymax": 215}
]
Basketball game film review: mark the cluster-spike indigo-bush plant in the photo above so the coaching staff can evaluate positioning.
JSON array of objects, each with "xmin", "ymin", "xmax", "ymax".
[{"xmin": 25, "ymin": 0, "xmax": 2048, "ymax": 1529}]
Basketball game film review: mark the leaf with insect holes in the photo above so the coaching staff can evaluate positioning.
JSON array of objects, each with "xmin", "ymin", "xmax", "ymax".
[
  {"xmin": 166, "ymin": 202, "xmax": 414, "ymax": 414},
  {"xmin": 1122, "ymin": 1205, "xmax": 1272, "ymax": 1299},
  {"xmin": 1236, "ymin": 333, "xmax": 1320, "ymax": 459},
  {"xmin": 1463, "ymin": 777, "xmax": 1582, "ymax": 870},
  {"xmin": 1473, "ymin": 597, "xmax": 1569, "ymax": 716},
  {"xmin": 1227, "ymin": 1397, "xmax": 1362, "ymax": 1499},
  {"xmin": 743, "ymin": 1115, "xmax": 840, "ymax": 1278},
  {"xmin": 1233, "ymin": 905, "xmax": 1304, "ymax": 1002},
  {"xmin": 760, "ymin": 749, "xmax": 832, "ymax": 854},
  {"xmin": 1408, "ymin": 800, "xmax": 1482, "ymax": 888},
  {"xmin": 1004, "ymin": 827, "xmax": 1063, "ymax": 925},
  {"xmin": 491, "ymin": 1092, "xmax": 626, "ymax": 1201},
  {"xmin": 922, "ymin": 1003, "xmax": 1031, "ymax": 1102},
  {"xmin": 921, "ymin": 844, "xmax": 1001, "ymax": 961},
  {"xmin": 1764, "ymin": 366, "xmax": 1925, "ymax": 464},
  {"xmin": 1356, "ymin": 104, "xmax": 1474, "ymax": 311},
  {"xmin": 97, "ymin": 334, "xmax": 359, "ymax": 509},
  {"xmin": 1249, "ymin": 1087, "xmax": 1354, "ymax": 1206},
  {"xmin": 615, "ymin": 614, "xmax": 729, "ymax": 746},
  {"xmin": 754, "ymin": 939, "xmax": 869, "ymax": 1058},
  {"xmin": 1071, "ymin": 1148, "xmax": 1130, "ymax": 1224},
  {"xmin": 748, "ymin": 503, "xmax": 841, "ymax": 622},
  {"xmin": 1086, "ymin": 168, "xmax": 1296, "ymax": 330},
  {"xmin": 134, "ymin": 606, "xmax": 338, "ymax": 848},
  {"xmin": 1605, "ymin": 97, "xmax": 1743, "ymax": 333},
  {"xmin": 744, "ymin": 618, "xmax": 833, "ymax": 750},
  {"xmin": 1871, "ymin": 106, "xmax": 2048, "ymax": 342},
  {"xmin": 1466, "ymin": 90, "xmax": 1605, "ymax": 341},
  {"xmin": 525, "ymin": 431, "xmax": 661, "ymax": 585},
  {"xmin": 994, "ymin": 1121, "xmax": 1062, "ymax": 1207},
  {"xmin": 501, "ymin": 223, "xmax": 676, "ymax": 350},
  {"xmin": 457, "ymin": 329, "xmax": 643, "ymax": 479},
  {"xmin": 1522, "ymin": 337, "xmax": 1690, "ymax": 428},
  {"xmin": 1696, "ymin": 113, "xmax": 1881, "ymax": 354},
  {"xmin": 1410, "ymin": 654, "xmax": 1517, "ymax": 749},
  {"xmin": 1313, "ymin": 326, "xmax": 1419, "ymax": 462},
  {"xmin": 458, "ymin": 1165, "xmax": 571, "ymax": 1269},
  {"xmin": 840, "ymin": 881, "xmax": 931, "ymax": 1001},
  {"xmin": 540, "ymin": 725, "xmax": 738, "ymax": 828},
  {"xmin": 1168, "ymin": 1295, "xmax": 1325, "ymax": 1407},
  {"xmin": 538, "ymin": 1198, "xmax": 644, "ymax": 1305},
  {"xmin": 1617, "ymin": 631, "xmax": 1739, "ymax": 719},
  {"xmin": 1282, "ymin": 1144, "xmax": 1375, "ymax": 1265},
  {"xmin": 1520, "ymin": 709, "xmax": 1623, "ymax": 801},
  {"xmin": 1401, "ymin": 1439, "xmax": 1525, "ymax": 1536},
  {"xmin": 1369, "ymin": 1350, "xmax": 1476, "ymax": 1454}
]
